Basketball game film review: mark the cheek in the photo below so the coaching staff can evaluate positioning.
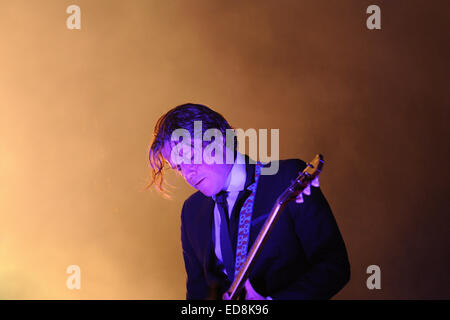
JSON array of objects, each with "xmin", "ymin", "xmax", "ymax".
[
  {"xmin": 204, "ymin": 165, "xmax": 227, "ymax": 185},
  {"xmin": 202, "ymin": 164, "xmax": 220, "ymax": 178},
  {"xmin": 206, "ymin": 174, "xmax": 220, "ymax": 185}
]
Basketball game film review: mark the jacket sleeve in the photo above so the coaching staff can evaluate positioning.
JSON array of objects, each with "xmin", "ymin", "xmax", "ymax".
[
  {"xmin": 271, "ymin": 160, "xmax": 351, "ymax": 300},
  {"xmin": 181, "ymin": 200, "xmax": 209, "ymax": 299}
]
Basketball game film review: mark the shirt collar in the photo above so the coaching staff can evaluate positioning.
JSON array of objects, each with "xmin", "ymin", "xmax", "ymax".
[
  {"xmin": 225, "ymin": 151, "xmax": 247, "ymax": 192},
  {"xmin": 212, "ymin": 152, "xmax": 247, "ymax": 201}
]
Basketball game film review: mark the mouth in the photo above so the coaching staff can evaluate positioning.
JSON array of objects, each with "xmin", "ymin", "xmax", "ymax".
[{"xmin": 194, "ymin": 178, "xmax": 205, "ymax": 187}]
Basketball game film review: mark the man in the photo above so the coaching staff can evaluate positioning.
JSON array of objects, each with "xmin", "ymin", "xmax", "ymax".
[{"xmin": 147, "ymin": 103, "xmax": 350, "ymax": 300}]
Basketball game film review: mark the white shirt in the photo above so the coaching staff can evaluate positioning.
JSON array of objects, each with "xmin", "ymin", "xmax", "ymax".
[
  {"xmin": 210, "ymin": 153, "xmax": 272, "ymax": 299},
  {"xmin": 211, "ymin": 151, "xmax": 247, "ymax": 274}
]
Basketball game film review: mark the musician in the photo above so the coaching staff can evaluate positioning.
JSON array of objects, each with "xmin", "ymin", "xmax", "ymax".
[{"xmin": 147, "ymin": 103, "xmax": 350, "ymax": 300}]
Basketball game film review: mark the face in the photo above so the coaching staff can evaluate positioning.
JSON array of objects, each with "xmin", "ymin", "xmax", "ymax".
[{"xmin": 161, "ymin": 138, "xmax": 233, "ymax": 197}]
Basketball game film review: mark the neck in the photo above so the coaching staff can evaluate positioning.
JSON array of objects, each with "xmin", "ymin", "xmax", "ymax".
[{"xmin": 221, "ymin": 163, "xmax": 234, "ymax": 191}]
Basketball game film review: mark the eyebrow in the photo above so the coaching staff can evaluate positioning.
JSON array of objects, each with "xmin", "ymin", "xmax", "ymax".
[{"xmin": 163, "ymin": 142, "xmax": 201, "ymax": 168}]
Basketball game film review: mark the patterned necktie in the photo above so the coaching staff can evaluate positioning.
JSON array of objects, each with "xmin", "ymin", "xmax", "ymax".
[{"xmin": 215, "ymin": 190, "xmax": 235, "ymax": 281}]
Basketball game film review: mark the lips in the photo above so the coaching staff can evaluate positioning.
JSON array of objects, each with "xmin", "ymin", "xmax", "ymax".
[{"xmin": 194, "ymin": 178, "xmax": 205, "ymax": 187}]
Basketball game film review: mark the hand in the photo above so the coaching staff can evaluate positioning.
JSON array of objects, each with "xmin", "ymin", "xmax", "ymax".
[
  {"xmin": 295, "ymin": 176, "xmax": 320, "ymax": 203},
  {"xmin": 222, "ymin": 279, "xmax": 271, "ymax": 300}
]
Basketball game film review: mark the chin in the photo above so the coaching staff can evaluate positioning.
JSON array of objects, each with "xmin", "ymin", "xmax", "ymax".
[
  {"xmin": 199, "ymin": 189, "xmax": 214, "ymax": 197},
  {"xmin": 196, "ymin": 179, "xmax": 222, "ymax": 197},
  {"xmin": 197, "ymin": 184, "xmax": 218, "ymax": 197}
]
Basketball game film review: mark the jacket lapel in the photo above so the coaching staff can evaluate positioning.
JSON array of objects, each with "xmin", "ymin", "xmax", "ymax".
[{"xmin": 248, "ymin": 160, "xmax": 276, "ymax": 248}]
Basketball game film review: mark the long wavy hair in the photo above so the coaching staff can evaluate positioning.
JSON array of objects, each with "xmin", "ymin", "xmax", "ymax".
[{"xmin": 144, "ymin": 103, "xmax": 235, "ymax": 198}]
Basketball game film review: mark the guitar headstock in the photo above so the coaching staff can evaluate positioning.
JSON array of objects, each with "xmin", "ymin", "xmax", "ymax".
[
  {"xmin": 277, "ymin": 154, "xmax": 324, "ymax": 205},
  {"xmin": 304, "ymin": 154, "xmax": 324, "ymax": 178}
]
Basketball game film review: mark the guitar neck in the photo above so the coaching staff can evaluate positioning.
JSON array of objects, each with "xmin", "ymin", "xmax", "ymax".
[{"xmin": 227, "ymin": 199, "xmax": 289, "ymax": 300}]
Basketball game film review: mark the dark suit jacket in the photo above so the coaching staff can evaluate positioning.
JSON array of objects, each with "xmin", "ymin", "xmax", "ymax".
[{"xmin": 180, "ymin": 157, "xmax": 350, "ymax": 300}]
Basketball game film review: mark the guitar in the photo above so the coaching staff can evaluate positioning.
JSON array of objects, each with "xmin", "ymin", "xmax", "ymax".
[{"xmin": 226, "ymin": 154, "xmax": 324, "ymax": 300}]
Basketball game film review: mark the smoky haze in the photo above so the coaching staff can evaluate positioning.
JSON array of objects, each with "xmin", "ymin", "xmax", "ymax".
[{"xmin": 0, "ymin": 0, "xmax": 448, "ymax": 299}]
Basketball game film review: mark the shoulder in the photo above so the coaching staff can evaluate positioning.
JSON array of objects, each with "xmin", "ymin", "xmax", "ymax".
[
  {"xmin": 184, "ymin": 190, "xmax": 206, "ymax": 207},
  {"xmin": 279, "ymin": 158, "xmax": 307, "ymax": 174},
  {"xmin": 181, "ymin": 190, "xmax": 208, "ymax": 220},
  {"xmin": 260, "ymin": 158, "xmax": 307, "ymax": 180}
]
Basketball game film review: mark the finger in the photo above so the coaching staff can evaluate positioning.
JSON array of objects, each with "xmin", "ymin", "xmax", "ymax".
[
  {"xmin": 296, "ymin": 193, "xmax": 304, "ymax": 203},
  {"xmin": 312, "ymin": 176, "xmax": 320, "ymax": 187},
  {"xmin": 244, "ymin": 280, "xmax": 258, "ymax": 300},
  {"xmin": 303, "ymin": 184, "xmax": 311, "ymax": 196}
]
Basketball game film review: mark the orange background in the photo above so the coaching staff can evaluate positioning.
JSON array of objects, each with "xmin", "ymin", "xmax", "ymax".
[{"xmin": 0, "ymin": 0, "xmax": 448, "ymax": 299}]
